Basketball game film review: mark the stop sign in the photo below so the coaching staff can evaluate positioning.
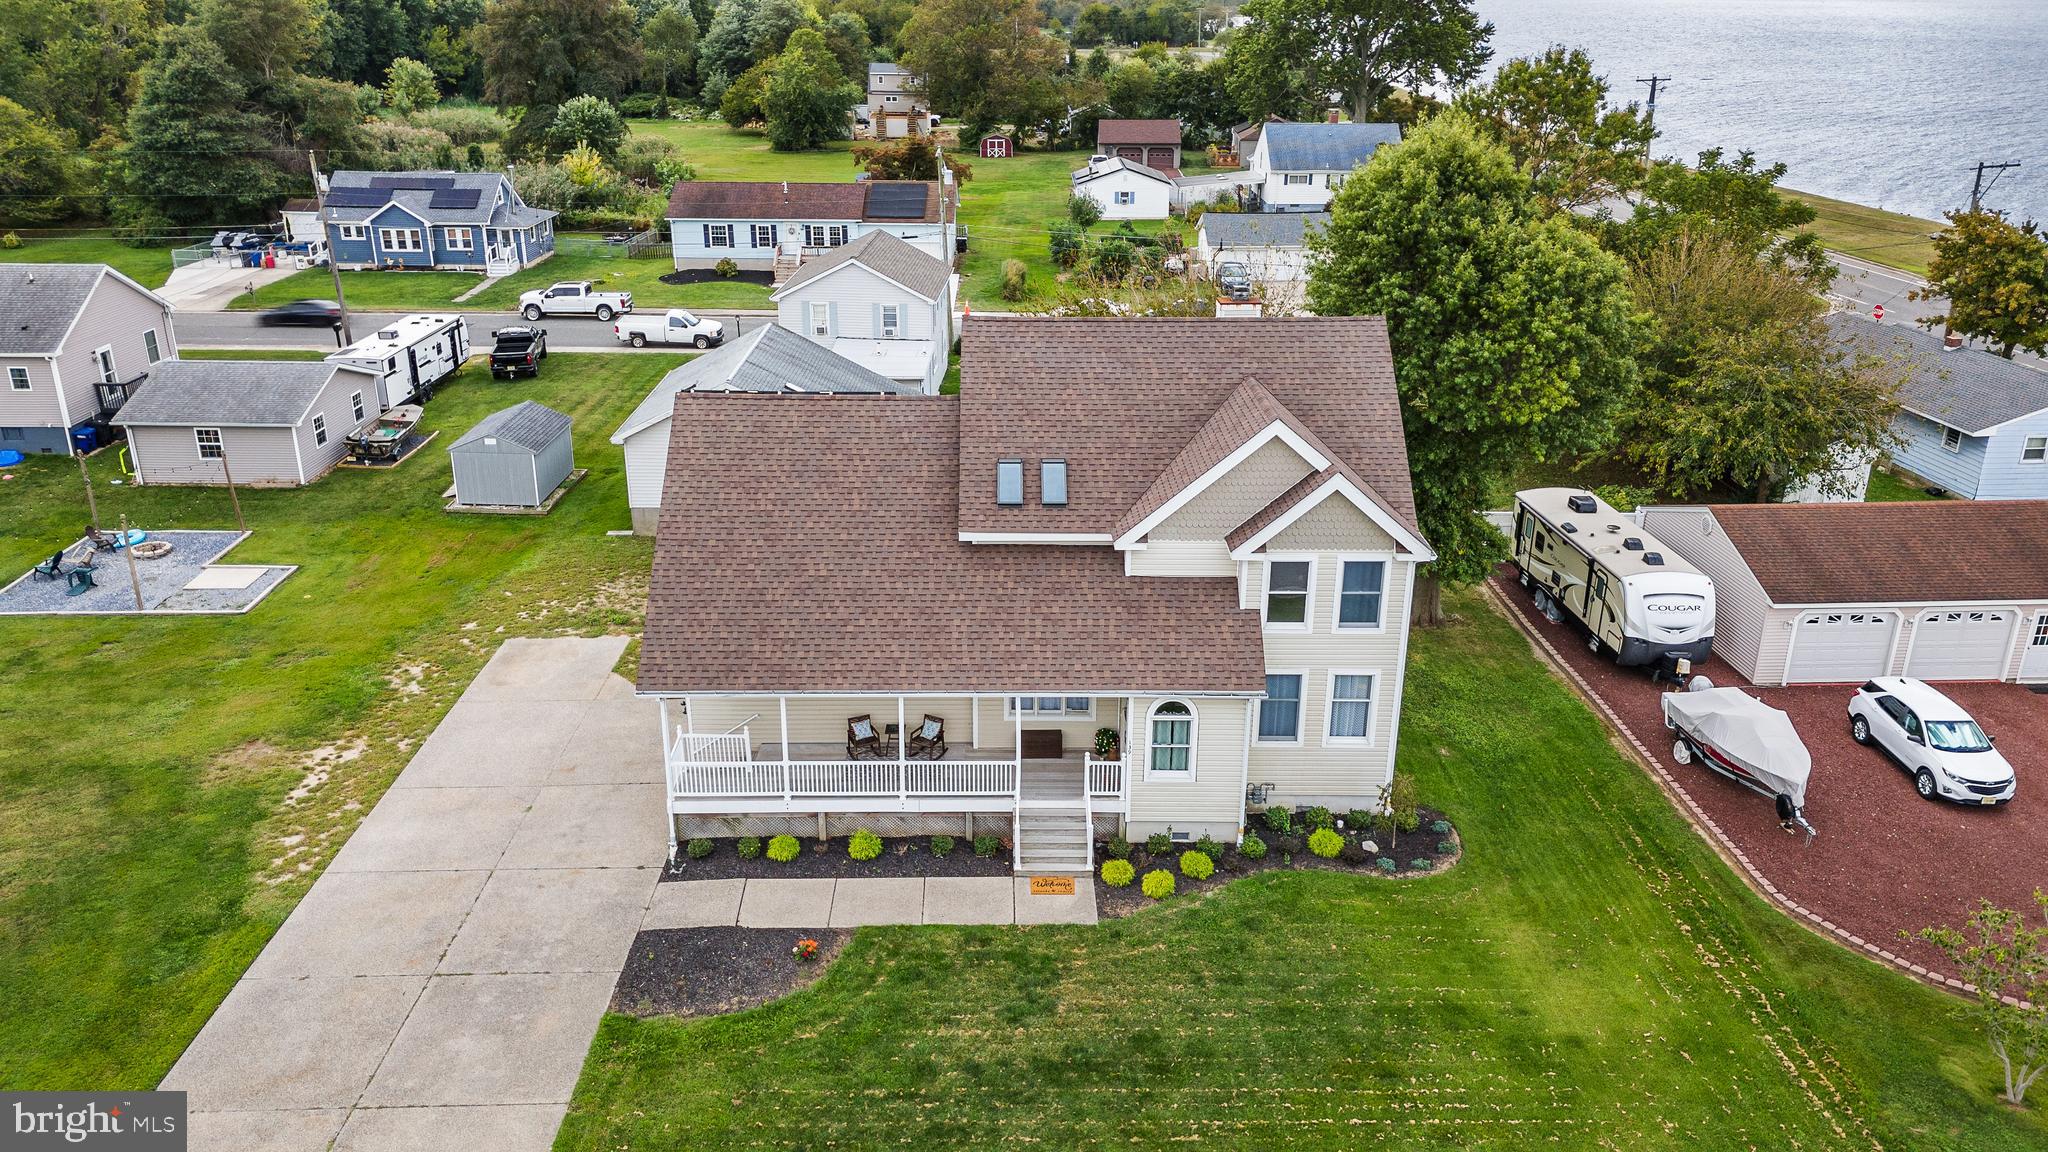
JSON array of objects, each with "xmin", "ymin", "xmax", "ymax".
[{"xmin": 1873, "ymin": 304, "xmax": 1885, "ymax": 321}]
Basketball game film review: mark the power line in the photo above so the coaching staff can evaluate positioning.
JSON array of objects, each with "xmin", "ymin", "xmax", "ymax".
[{"xmin": 1969, "ymin": 160, "xmax": 2021, "ymax": 213}]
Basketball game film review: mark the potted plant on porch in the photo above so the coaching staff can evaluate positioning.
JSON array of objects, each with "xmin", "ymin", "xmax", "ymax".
[{"xmin": 1095, "ymin": 726, "xmax": 1120, "ymax": 761}]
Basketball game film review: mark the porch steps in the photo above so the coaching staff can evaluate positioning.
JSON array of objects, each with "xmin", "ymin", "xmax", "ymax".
[
  {"xmin": 1015, "ymin": 806, "xmax": 1090, "ymax": 875},
  {"xmin": 772, "ymin": 253, "xmax": 801, "ymax": 284}
]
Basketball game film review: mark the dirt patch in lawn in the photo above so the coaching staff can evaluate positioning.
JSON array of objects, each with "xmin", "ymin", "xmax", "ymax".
[
  {"xmin": 612, "ymin": 927, "xmax": 850, "ymax": 1018},
  {"xmin": 663, "ymin": 835, "xmax": 1012, "ymax": 882},
  {"xmin": 1490, "ymin": 570, "xmax": 2048, "ymax": 980}
]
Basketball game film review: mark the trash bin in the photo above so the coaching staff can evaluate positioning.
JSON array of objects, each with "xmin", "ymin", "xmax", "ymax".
[
  {"xmin": 71, "ymin": 425, "xmax": 98, "ymax": 455},
  {"xmin": 263, "ymin": 250, "xmax": 276, "ymax": 269}
]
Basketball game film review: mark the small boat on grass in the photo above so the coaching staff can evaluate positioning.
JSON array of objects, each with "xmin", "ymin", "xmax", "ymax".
[{"xmin": 346, "ymin": 404, "xmax": 423, "ymax": 461}]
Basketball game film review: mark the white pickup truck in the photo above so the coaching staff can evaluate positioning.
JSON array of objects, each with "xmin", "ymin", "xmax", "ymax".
[
  {"xmin": 518, "ymin": 281, "xmax": 633, "ymax": 322},
  {"xmin": 612, "ymin": 309, "xmax": 726, "ymax": 349}
]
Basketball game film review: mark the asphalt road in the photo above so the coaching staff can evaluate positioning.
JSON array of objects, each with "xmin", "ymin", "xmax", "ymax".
[
  {"xmin": 173, "ymin": 309, "xmax": 777, "ymax": 353},
  {"xmin": 1825, "ymin": 253, "xmax": 2043, "ymax": 369}
]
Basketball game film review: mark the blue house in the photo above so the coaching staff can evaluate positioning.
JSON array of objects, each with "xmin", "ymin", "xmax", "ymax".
[
  {"xmin": 1832, "ymin": 312, "xmax": 2048, "ymax": 499},
  {"xmin": 322, "ymin": 171, "xmax": 556, "ymax": 277}
]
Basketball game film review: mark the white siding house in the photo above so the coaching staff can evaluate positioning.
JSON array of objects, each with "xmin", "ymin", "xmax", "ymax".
[
  {"xmin": 1247, "ymin": 122, "xmax": 1401, "ymax": 211},
  {"xmin": 114, "ymin": 360, "xmax": 380, "ymax": 487},
  {"xmin": 770, "ymin": 230, "xmax": 953, "ymax": 394},
  {"xmin": 666, "ymin": 179, "xmax": 956, "ymax": 271},
  {"xmin": 1070, "ymin": 157, "xmax": 1173, "ymax": 221},
  {"xmin": 0, "ymin": 264, "xmax": 177, "ymax": 455}
]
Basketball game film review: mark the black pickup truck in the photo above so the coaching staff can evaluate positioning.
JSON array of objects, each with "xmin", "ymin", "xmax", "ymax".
[{"xmin": 488, "ymin": 327, "xmax": 548, "ymax": 379}]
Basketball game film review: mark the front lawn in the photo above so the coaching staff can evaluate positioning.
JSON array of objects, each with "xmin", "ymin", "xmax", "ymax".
[
  {"xmin": 0, "ymin": 235, "xmax": 178, "ymax": 288},
  {"xmin": 1787, "ymin": 188, "xmax": 1941, "ymax": 276},
  {"xmin": 226, "ymin": 266, "xmax": 483, "ymax": 311},
  {"xmin": 227, "ymin": 251, "xmax": 769, "ymax": 313},
  {"xmin": 557, "ymin": 587, "xmax": 2044, "ymax": 1150},
  {"xmin": 1864, "ymin": 463, "xmax": 1947, "ymax": 502},
  {"xmin": 0, "ymin": 352, "xmax": 680, "ymax": 1088}
]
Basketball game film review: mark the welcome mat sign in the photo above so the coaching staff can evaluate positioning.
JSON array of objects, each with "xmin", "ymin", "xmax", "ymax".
[{"xmin": 1028, "ymin": 876, "xmax": 1076, "ymax": 896}]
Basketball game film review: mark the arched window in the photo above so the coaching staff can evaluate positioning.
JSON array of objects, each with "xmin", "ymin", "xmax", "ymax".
[{"xmin": 1148, "ymin": 700, "xmax": 1195, "ymax": 775}]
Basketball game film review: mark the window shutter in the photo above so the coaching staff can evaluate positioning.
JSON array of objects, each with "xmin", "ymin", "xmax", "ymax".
[
  {"xmin": 827, "ymin": 301, "xmax": 837, "ymax": 337},
  {"xmin": 702, "ymin": 224, "xmax": 711, "ymax": 247}
]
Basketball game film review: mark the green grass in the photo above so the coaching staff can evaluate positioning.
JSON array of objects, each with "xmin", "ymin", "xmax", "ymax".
[
  {"xmin": 228, "ymin": 251, "xmax": 768, "ymax": 313},
  {"xmin": 0, "ymin": 352, "xmax": 682, "ymax": 1088},
  {"xmin": 1786, "ymin": 188, "xmax": 1941, "ymax": 277},
  {"xmin": 0, "ymin": 235, "xmax": 178, "ymax": 288},
  {"xmin": 633, "ymin": 118, "xmax": 861, "ymax": 182},
  {"xmin": 227, "ymin": 266, "xmax": 482, "ymax": 311},
  {"xmin": 1865, "ymin": 463, "xmax": 1949, "ymax": 502},
  {"xmin": 556, "ymin": 588, "xmax": 2045, "ymax": 1150}
]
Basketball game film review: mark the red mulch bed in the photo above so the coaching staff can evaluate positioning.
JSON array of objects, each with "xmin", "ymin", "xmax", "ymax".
[{"xmin": 1491, "ymin": 571, "xmax": 2048, "ymax": 980}]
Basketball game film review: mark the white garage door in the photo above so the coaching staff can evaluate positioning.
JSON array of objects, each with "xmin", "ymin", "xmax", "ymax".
[
  {"xmin": 1786, "ymin": 612, "xmax": 1897, "ymax": 683},
  {"xmin": 1905, "ymin": 609, "xmax": 2014, "ymax": 681}
]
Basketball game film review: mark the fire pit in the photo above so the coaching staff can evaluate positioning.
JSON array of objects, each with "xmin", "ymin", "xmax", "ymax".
[{"xmin": 130, "ymin": 540, "xmax": 174, "ymax": 561}]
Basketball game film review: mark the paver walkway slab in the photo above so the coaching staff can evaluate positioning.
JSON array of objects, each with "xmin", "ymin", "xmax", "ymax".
[
  {"xmin": 1013, "ymin": 876, "xmax": 1098, "ymax": 925},
  {"xmin": 643, "ymin": 877, "xmax": 746, "ymax": 928},
  {"xmin": 645, "ymin": 876, "xmax": 1101, "ymax": 927},
  {"xmin": 924, "ymin": 876, "xmax": 1016, "ymax": 925},
  {"xmin": 830, "ymin": 878, "xmax": 925, "ymax": 927},
  {"xmin": 737, "ymin": 877, "xmax": 837, "ymax": 927},
  {"xmin": 165, "ymin": 636, "xmax": 655, "ymax": 1151}
]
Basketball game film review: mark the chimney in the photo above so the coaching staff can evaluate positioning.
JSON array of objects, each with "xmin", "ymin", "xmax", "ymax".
[
  {"xmin": 1943, "ymin": 330, "xmax": 1965, "ymax": 351},
  {"xmin": 1326, "ymin": 109, "xmax": 1340, "ymax": 124}
]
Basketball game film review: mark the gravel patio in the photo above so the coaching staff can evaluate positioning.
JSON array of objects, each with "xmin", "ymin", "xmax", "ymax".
[{"xmin": 0, "ymin": 530, "xmax": 294, "ymax": 615}]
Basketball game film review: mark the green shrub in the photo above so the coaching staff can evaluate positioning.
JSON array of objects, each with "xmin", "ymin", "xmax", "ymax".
[
  {"xmin": 1101, "ymin": 858, "xmax": 1135, "ymax": 887},
  {"xmin": 1145, "ymin": 832, "xmax": 1172, "ymax": 855},
  {"xmin": 714, "ymin": 257, "xmax": 739, "ymax": 277},
  {"xmin": 1437, "ymin": 839, "xmax": 1456, "ymax": 855},
  {"xmin": 1239, "ymin": 830, "xmax": 1267, "ymax": 860},
  {"xmin": 1179, "ymin": 850, "xmax": 1214, "ymax": 880},
  {"xmin": 930, "ymin": 834, "xmax": 955, "ymax": 858},
  {"xmin": 1105, "ymin": 835, "xmax": 1131, "ymax": 860},
  {"xmin": 0, "ymin": 232, "xmax": 20, "ymax": 250},
  {"xmin": 1409, "ymin": 858, "xmax": 1432, "ymax": 871},
  {"xmin": 1195, "ymin": 834, "xmax": 1222, "ymax": 860},
  {"xmin": 1141, "ymin": 869, "xmax": 1175, "ymax": 899},
  {"xmin": 1396, "ymin": 808, "xmax": 1422, "ymax": 833},
  {"xmin": 1308, "ymin": 828, "xmax": 1343, "ymax": 858},
  {"xmin": 1000, "ymin": 258, "xmax": 1028, "ymax": 301},
  {"xmin": 1263, "ymin": 807, "xmax": 1292, "ymax": 835},
  {"xmin": 766, "ymin": 834, "xmax": 801, "ymax": 863},
  {"xmin": 1093, "ymin": 236, "xmax": 1134, "ymax": 280},
  {"xmin": 973, "ymin": 834, "xmax": 1000, "ymax": 858},
  {"xmin": 686, "ymin": 837, "xmax": 714, "ymax": 859},
  {"xmin": 848, "ymin": 829, "xmax": 883, "ymax": 860},
  {"xmin": 1376, "ymin": 857, "xmax": 1397, "ymax": 873},
  {"xmin": 737, "ymin": 836, "xmax": 762, "ymax": 859},
  {"xmin": 1430, "ymin": 819, "xmax": 1452, "ymax": 835},
  {"xmin": 618, "ymin": 92, "xmax": 660, "ymax": 118},
  {"xmin": 1049, "ymin": 221, "xmax": 1083, "ymax": 269},
  {"xmin": 1345, "ymin": 809, "xmax": 1374, "ymax": 830},
  {"xmin": 1302, "ymin": 806, "xmax": 1334, "ymax": 831},
  {"xmin": 1068, "ymin": 190, "xmax": 1103, "ymax": 228}
]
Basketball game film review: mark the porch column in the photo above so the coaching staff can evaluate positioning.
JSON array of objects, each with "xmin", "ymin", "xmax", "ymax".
[
  {"xmin": 779, "ymin": 696, "xmax": 791, "ymax": 806},
  {"xmin": 970, "ymin": 694, "xmax": 979, "ymax": 748},
  {"xmin": 897, "ymin": 695, "xmax": 908, "ymax": 803},
  {"xmin": 1013, "ymin": 697, "xmax": 1023, "ymax": 803},
  {"xmin": 657, "ymin": 697, "xmax": 677, "ymax": 864}
]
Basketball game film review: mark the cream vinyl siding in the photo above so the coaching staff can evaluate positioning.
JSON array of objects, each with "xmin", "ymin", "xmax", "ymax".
[
  {"xmin": 1126, "ymin": 539, "xmax": 1235, "ymax": 576},
  {"xmin": 620, "ymin": 417, "xmax": 671, "ymax": 533},
  {"xmin": 1125, "ymin": 696, "xmax": 1250, "ymax": 839},
  {"xmin": 128, "ymin": 424, "xmax": 306, "ymax": 486},
  {"xmin": 1262, "ymin": 496, "xmax": 1398, "ymax": 553},
  {"xmin": 685, "ymin": 695, "xmax": 978, "ymax": 750},
  {"xmin": 1640, "ymin": 507, "xmax": 1768, "ymax": 682},
  {"xmin": 1147, "ymin": 439, "xmax": 1314, "ymax": 541},
  {"xmin": 971, "ymin": 696, "xmax": 1106, "ymax": 751}
]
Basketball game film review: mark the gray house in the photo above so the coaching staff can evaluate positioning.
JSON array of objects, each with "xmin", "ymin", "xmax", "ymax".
[
  {"xmin": 0, "ymin": 264, "xmax": 177, "ymax": 455},
  {"xmin": 449, "ymin": 401, "xmax": 574, "ymax": 509},
  {"xmin": 114, "ymin": 360, "xmax": 381, "ymax": 487}
]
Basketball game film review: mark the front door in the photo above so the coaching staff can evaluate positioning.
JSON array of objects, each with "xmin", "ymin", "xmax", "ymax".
[{"xmin": 2021, "ymin": 613, "xmax": 2048, "ymax": 681}]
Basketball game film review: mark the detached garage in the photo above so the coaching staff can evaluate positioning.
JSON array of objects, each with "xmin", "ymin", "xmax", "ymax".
[{"xmin": 1640, "ymin": 501, "xmax": 2048, "ymax": 685}]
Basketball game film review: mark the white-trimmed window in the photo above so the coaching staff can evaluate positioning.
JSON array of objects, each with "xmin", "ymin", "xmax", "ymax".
[
  {"xmin": 143, "ymin": 330, "xmax": 162, "ymax": 364},
  {"xmin": 93, "ymin": 345, "xmax": 116, "ymax": 384},
  {"xmin": 1006, "ymin": 697, "xmax": 1093, "ymax": 719},
  {"xmin": 1114, "ymin": 190, "xmax": 1135, "ymax": 205},
  {"xmin": 1257, "ymin": 673, "xmax": 1303, "ymax": 744},
  {"xmin": 805, "ymin": 224, "xmax": 849, "ymax": 247},
  {"xmin": 1283, "ymin": 173, "xmax": 1313, "ymax": 186},
  {"xmin": 1325, "ymin": 672, "xmax": 1377, "ymax": 745},
  {"xmin": 351, "ymin": 391, "xmax": 366, "ymax": 422},
  {"xmin": 1147, "ymin": 699, "xmax": 1195, "ymax": 775},
  {"xmin": 750, "ymin": 224, "xmax": 777, "ymax": 248},
  {"xmin": 808, "ymin": 302, "xmax": 830, "ymax": 337},
  {"xmin": 1335, "ymin": 559, "xmax": 1386, "ymax": 629},
  {"xmin": 312, "ymin": 413, "xmax": 328, "ymax": 446},
  {"xmin": 378, "ymin": 227, "xmax": 423, "ymax": 252},
  {"xmin": 444, "ymin": 227, "xmax": 475, "ymax": 251},
  {"xmin": 1263, "ymin": 559, "xmax": 1313, "ymax": 630},
  {"xmin": 880, "ymin": 303, "xmax": 901, "ymax": 338},
  {"xmin": 2023, "ymin": 436, "xmax": 2047, "ymax": 463},
  {"xmin": 338, "ymin": 224, "xmax": 367, "ymax": 241},
  {"xmin": 1942, "ymin": 426, "xmax": 1963, "ymax": 452},
  {"xmin": 703, "ymin": 223, "xmax": 733, "ymax": 247},
  {"xmin": 195, "ymin": 428, "xmax": 223, "ymax": 459},
  {"xmin": 8, "ymin": 366, "xmax": 28, "ymax": 391}
]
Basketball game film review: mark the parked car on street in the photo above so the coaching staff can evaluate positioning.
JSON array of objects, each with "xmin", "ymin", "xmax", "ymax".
[
  {"xmin": 613, "ymin": 309, "xmax": 725, "ymax": 349},
  {"xmin": 518, "ymin": 281, "xmax": 632, "ymax": 321},
  {"xmin": 258, "ymin": 299, "xmax": 342, "ymax": 326},
  {"xmin": 488, "ymin": 327, "xmax": 548, "ymax": 379},
  {"xmin": 1848, "ymin": 677, "xmax": 2016, "ymax": 805}
]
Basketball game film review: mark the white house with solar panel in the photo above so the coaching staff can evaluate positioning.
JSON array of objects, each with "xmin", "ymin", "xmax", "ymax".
[
  {"xmin": 664, "ymin": 178, "xmax": 956, "ymax": 277},
  {"xmin": 321, "ymin": 171, "xmax": 556, "ymax": 277}
]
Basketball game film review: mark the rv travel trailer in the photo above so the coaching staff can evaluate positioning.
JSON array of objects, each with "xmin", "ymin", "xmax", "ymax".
[
  {"xmin": 326, "ymin": 313, "xmax": 470, "ymax": 410},
  {"xmin": 1512, "ymin": 488, "xmax": 1716, "ymax": 670}
]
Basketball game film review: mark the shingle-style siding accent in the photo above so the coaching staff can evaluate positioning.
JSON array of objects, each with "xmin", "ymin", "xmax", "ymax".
[
  {"xmin": 1125, "ymin": 695, "xmax": 1249, "ymax": 840},
  {"xmin": 129, "ymin": 424, "xmax": 305, "ymax": 486},
  {"xmin": 1149, "ymin": 439, "xmax": 1315, "ymax": 540},
  {"xmin": 1261, "ymin": 493, "xmax": 1397, "ymax": 553}
]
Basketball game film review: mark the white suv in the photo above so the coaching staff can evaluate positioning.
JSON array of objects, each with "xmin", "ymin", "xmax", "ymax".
[{"xmin": 1847, "ymin": 678, "xmax": 2016, "ymax": 805}]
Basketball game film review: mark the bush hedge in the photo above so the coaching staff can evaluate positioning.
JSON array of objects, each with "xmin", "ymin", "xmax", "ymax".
[
  {"xmin": 1239, "ymin": 830, "xmax": 1267, "ymax": 859},
  {"xmin": 1101, "ymin": 858, "xmax": 1135, "ymax": 887},
  {"xmin": 766, "ymin": 834, "xmax": 800, "ymax": 863},
  {"xmin": 1179, "ymin": 850, "xmax": 1213, "ymax": 880},
  {"xmin": 1141, "ymin": 869, "xmax": 1175, "ymax": 899},
  {"xmin": 737, "ymin": 836, "xmax": 762, "ymax": 859},
  {"xmin": 685, "ymin": 837, "xmax": 713, "ymax": 859},
  {"xmin": 848, "ymin": 829, "xmax": 883, "ymax": 860},
  {"xmin": 1308, "ymin": 828, "xmax": 1343, "ymax": 858},
  {"xmin": 973, "ymin": 834, "xmax": 1000, "ymax": 858},
  {"xmin": 930, "ymin": 834, "xmax": 954, "ymax": 858},
  {"xmin": 1262, "ymin": 807, "xmax": 1292, "ymax": 835}
]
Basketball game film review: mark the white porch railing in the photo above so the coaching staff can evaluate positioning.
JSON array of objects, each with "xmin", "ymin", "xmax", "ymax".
[
  {"xmin": 667, "ymin": 729, "xmax": 1020, "ymax": 801},
  {"xmin": 1085, "ymin": 755, "xmax": 1126, "ymax": 800}
]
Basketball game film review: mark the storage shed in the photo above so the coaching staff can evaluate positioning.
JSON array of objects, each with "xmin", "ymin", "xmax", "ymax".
[{"xmin": 448, "ymin": 401, "xmax": 573, "ymax": 509}]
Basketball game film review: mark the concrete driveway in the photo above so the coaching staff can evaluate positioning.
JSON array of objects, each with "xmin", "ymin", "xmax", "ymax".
[{"xmin": 162, "ymin": 636, "xmax": 664, "ymax": 1152}]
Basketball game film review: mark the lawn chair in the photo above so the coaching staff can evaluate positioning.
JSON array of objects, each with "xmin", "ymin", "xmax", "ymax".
[
  {"xmin": 65, "ymin": 566, "xmax": 97, "ymax": 596},
  {"xmin": 907, "ymin": 714, "xmax": 948, "ymax": 760},
  {"xmin": 846, "ymin": 714, "xmax": 884, "ymax": 759},
  {"xmin": 31, "ymin": 550, "xmax": 67, "ymax": 581},
  {"xmin": 85, "ymin": 525, "xmax": 124, "ymax": 556}
]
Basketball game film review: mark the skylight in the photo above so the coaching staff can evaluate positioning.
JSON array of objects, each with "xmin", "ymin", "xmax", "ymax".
[
  {"xmin": 996, "ymin": 459, "xmax": 1024, "ymax": 505},
  {"xmin": 1041, "ymin": 460, "xmax": 1068, "ymax": 506}
]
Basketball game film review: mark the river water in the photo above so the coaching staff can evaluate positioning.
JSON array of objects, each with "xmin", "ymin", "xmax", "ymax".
[{"xmin": 1476, "ymin": 0, "xmax": 2048, "ymax": 222}]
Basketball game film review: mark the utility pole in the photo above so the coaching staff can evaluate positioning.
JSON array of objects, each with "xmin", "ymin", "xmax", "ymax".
[
  {"xmin": 1969, "ymin": 160, "xmax": 2021, "ymax": 213},
  {"xmin": 308, "ymin": 150, "xmax": 354, "ymax": 345},
  {"xmin": 218, "ymin": 442, "xmax": 245, "ymax": 532},
  {"xmin": 1636, "ymin": 75, "xmax": 1671, "ymax": 160},
  {"xmin": 119, "ymin": 513, "xmax": 143, "ymax": 612},
  {"xmin": 76, "ymin": 451, "xmax": 100, "ymax": 532}
]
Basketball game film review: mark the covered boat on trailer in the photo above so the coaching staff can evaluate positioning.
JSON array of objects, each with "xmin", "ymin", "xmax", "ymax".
[{"xmin": 1662, "ymin": 686, "xmax": 1816, "ymax": 837}]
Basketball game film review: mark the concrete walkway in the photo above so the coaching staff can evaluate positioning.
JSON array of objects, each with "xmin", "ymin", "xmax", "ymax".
[
  {"xmin": 645, "ymin": 875, "xmax": 1096, "ymax": 929},
  {"xmin": 163, "ymin": 636, "xmax": 663, "ymax": 1152}
]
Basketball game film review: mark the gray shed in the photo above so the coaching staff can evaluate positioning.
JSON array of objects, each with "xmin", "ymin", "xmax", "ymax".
[{"xmin": 449, "ymin": 401, "xmax": 573, "ymax": 508}]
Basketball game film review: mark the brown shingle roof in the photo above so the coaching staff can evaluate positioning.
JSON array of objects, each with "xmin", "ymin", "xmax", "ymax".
[
  {"xmin": 638, "ymin": 395, "xmax": 1266, "ymax": 695},
  {"xmin": 956, "ymin": 317, "xmax": 1420, "ymax": 538},
  {"xmin": 1711, "ymin": 501, "xmax": 2048, "ymax": 605},
  {"xmin": 665, "ymin": 180, "xmax": 949, "ymax": 224},
  {"xmin": 1097, "ymin": 118, "xmax": 1182, "ymax": 145}
]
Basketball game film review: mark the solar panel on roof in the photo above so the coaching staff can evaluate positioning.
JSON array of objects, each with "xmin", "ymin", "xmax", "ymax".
[
  {"xmin": 429, "ymin": 188, "xmax": 482, "ymax": 210},
  {"xmin": 323, "ymin": 187, "xmax": 387, "ymax": 208},
  {"xmin": 368, "ymin": 175, "xmax": 455, "ymax": 190},
  {"xmin": 865, "ymin": 184, "xmax": 928, "ymax": 219}
]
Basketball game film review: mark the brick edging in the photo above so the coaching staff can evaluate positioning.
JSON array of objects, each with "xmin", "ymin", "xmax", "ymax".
[{"xmin": 1480, "ymin": 581, "xmax": 2008, "ymax": 1006}]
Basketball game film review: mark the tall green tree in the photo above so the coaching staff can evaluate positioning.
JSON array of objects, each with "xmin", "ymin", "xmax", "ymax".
[
  {"xmin": 198, "ymin": 0, "xmax": 322, "ymax": 90},
  {"xmin": 697, "ymin": 0, "xmax": 764, "ymax": 80},
  {"xmin": 1913, "ymin": 209, "xmax": 2048, "ymax": 359},
  {"xmin": 641, "ymin": 1, "xmax": 699, "ymax": 112},
  {"xmin": 546, "ymin": 93, "xmax": 628, "ymax": 158},
  {"xmin": 762, "ymin": 25, "xmax": 857, "ymax": 149},
  {"xmin": 383, "ymin": 56, "xmax": 441, "ymax": 113},
  {"xmin": 1307, "ymin": 112, "xmax": 1641, "ymax": 623},
  {"xmin": 121, "ymin": 24, "xmax": 289, "ymax": 228},
  {"xmin": 1225, "ymin": 0, "xmax": 1492, "ymax": 123},
  {"xmin": 479, "ymin": 0, "xmax": 642, "ymax": 107},
  {"xmin": 748, "ymin": 0, "xmax": 814, "ymax": 58},
  {"xmin": 818, "ymin": 10, "xmax": 870, "ymax": 84},
  {"xmin": 1614, "ymin": 147, "xmax": 1832, "ymax": 291},
  {"xmin": 0, "ymin": 96, "xmax": 88, "ymax": 224},
  {"xmin": 897, "ymin": 0, "xmax": 1063, "ymax": 137},
  {"xmin": 1, "ymin": 0, "xmax": 162, "ymax": 147},
  {"xmin": 1624, "ymin": 228, "xmax": 1904, "ymax": 502},
  {"xmin": 1455, "ymin": 46, "xmax": 1651, "ymax": 215},
  {"xmin": 323, "ymin": 0, "xmax": 421, "ymax": 86}
]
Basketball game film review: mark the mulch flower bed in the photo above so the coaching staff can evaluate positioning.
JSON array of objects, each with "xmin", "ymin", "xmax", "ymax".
[
  {"xmin": 661, "ymin": 833, "xmax": 1013, "ymax": 883},
  {"xmin": 612, "ymin": 927, "xmax": 850, "ymax": 1018},
  {"xmin": 1094, "ymin": 806, "xmax": 1462, "ymax": 919},
  {"xmin": 658, "ymin": 268, "xmax": 775, "ymax": 288}
]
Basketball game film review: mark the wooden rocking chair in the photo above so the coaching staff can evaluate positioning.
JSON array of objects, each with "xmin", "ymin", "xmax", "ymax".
[
  {"xmin": 906, "ymin": 714, "xmax": 948, "ymax": 760},
  {"xmin": 846, "ymin": 714, "xmax": 884, "ymax": 759}
]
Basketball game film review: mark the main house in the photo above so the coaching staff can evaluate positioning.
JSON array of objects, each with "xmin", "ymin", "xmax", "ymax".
[
  {"xmin": 665, "ymin": 178, "xmax": 956, "ymax": 274},
  {"xmin": 1247, "ymin": 121, "xmax": 1401, "ymax": 211},
  {"xmin": 770, "ymin": 230, "xmax": 954, "ymax": 394},
  {"xmin": 1829, "ymin": 312, "xmax": 2048, "ymax": 499},
  {"xmin": 322, "ymin": 170, "xmax": 556, "ymax": 276},
  {"xmin": 0, "ymin": 263, "xmax": 176, "ymax": 455},
  {"xmin": 638, "ymin": 317, "xmax": 1433, "ymax": 873}
]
